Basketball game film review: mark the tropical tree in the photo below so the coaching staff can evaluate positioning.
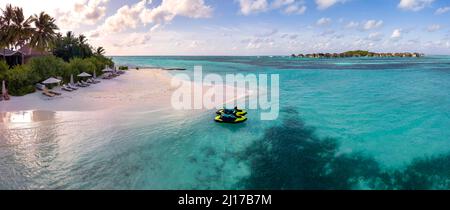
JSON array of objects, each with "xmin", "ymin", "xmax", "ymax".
[
  {"xmin": 53, "ymin": 31, "xmax": 94, "ymax": 61},
  {"xmin": 0, "ymin": 13, "xmax": 5, "ymax": 60},
  {"xmin": 95, "ymin": 47, "xmax": 106, "ymax": 56},
  {"xmin": 1, "ymin": 4, "xmax": 15, "ymax": 59},
  {"xmin": 29, "ymin": 12, "xmax": 58, "ymax": 51},
  {"xmin": 10, "ymin": 6, "xmax": 33, "ymax": 49},
  {"xmin": 78, "ymin": 34, "xmax": 87, "ymax": 45}
]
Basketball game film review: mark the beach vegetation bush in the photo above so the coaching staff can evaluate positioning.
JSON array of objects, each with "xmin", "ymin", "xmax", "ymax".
[
  {"xmin": 0, "ymin": 60, "xmax": 9, "ymax": 78},
  {"xmin": 84, "ymin": 55, "xmax": 114, "ymax": 73},
  {"xmin": 66, "ymin": 58, "xmax": 96, "ymax": 80},
  {"xmin": 0, "ymin": 60, "xmax": 9, "ymax": 71},
  {"xmin": 4, "ymin": 65, "xmax": 37, "ymax": 96},
  {"xmin": 119, "ymin": 66, "xmax": 129, "ymax": 70},
  {"xmin": 28, "ymin": 56, "xmax": 67, "ymax": 82}
]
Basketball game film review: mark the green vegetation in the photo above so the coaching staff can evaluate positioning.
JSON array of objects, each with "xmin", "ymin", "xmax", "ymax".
[
  {"xmin": 3, "ymin": 64, "xmax": 36, "ymax": 96},
  {"xmin": 292, "ymin": 51, "xmax": 423, "ymax": 58},
  {"xmin": 0, "ymin": 5, "xmax": 58, "ymax": 54},
  {"xmin": 0, "ymin": 4, "xmax": 114, "ymax": 96},
  {"xmin": 53, "ymin": 32, "xmax": 93, "ymax": 62},
  {"xmin": 0, "ymin": 55, "xmax": 113, "ymax": 96},
  {"xmin": 342, "ymin": 50, "xmax": 370, "ymax": 57},
  {"xmin": 118, "ymin": 66, "xmax": 129, "ymax": 70}
]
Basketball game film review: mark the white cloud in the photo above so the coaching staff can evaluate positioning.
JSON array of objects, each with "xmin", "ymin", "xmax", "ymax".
[
  {"xmin": 283, "ymin": 4, "xmax": 307, "ymax": 14},
  {"xmin": 272, "ymin": 0, "xmax": 295, "ymax": 8},
  {"xmin": 238, "ymin": 0, "xmax": 269, "ymax": 15},
  {"xmin": 363, "ymin": 20, "xmax": 383, "ymax": 30},
  {"xmin": 345, "ymin": 21, "xmax": 359, "ymax": 29},
  {"xmin": 280, "ymin": 33, "xmax": 299, "ymax": 40},
  {"xmin": 256, "ymin": 29, "xmax": 279, "ymax": 37},
  {"xmin": 398, "ymin": 0, "xmax": 434, "ymax": 11},
  {"xmin": 0, "ymin": 0, "xmax": 109, "ymax": 30},
  {"xmin": 427, "ymin": 24, "xmax": 441, "ymax": 32},
  {"xmin": 316, "ymin": 17, "xmax": 332, "ymax": 26},
  {"xmin": 238, "ymin": 0, "xmax": 306, "ymax": 15},
  {"xmin": 245, "ymin": 37, "xmax": 275, "ymax": 49},
  {"xmin": 0, "ymin": 0, "xmax": 77, "ymax": 16},
  {"xmin": 435, "ymin": 7, "xmax": 450, "ymax": 15},
  {"xmin": 99, "ymin": 0, "xmax": 147, "ymax": 33},
  {"xmin": 368, "ymin": 32, "xmax": 383, "ymax": 41},
  {"xmin": 92, "ymin": 0, "xmax": 213, "ymax": 36},
  {"xmin": 319, "ymin": 29, "xmax": 335, "ymax": 36},
  {"xmin": 114, "ymin": 32, "xmax": 152, "ymax": 47},
  {"xmin": 391, "ymin": 29, "xmax": 402, "ymax": 39},
  {"xmin": 315, "ymin": 0, "xmax": 346, "ymax": 10},
  {"xmin": 140, "ymin": 0, "xmax": 213, "ymax": 25}
]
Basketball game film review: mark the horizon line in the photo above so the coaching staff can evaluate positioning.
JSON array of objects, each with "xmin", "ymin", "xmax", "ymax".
[{"xmin": 106, "ymin": 54, "xmax": 450, "ymax": 57}]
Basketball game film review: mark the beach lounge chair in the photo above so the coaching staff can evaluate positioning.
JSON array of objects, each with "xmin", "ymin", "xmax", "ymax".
[
  {"xmin": 77, "ymin": 82, "xmax": 86, "ymax": 87},
  {"xmin": 61, "ymin": 87, "xmax": 72, "ymax": 92},
  {"xmin": 44, "ymin": 87, "xmax": 62, "ymax": 96},
  {"xmin": 35, "ymin": 83, "xmax": 46, "ymax": 91},
  {"xmin": 68, "ymin": 83, "xmax": 79, "ymax": 90},
  {"xmin": 61, "ymin": 84, "xmax": 73, "ymax": 92},
  {"xmin": 81, "ymin": 81, "xmax": 91, "ymax": 86},
  {"xmin": 87, "ymin": 79, "xmax": 94, "ymax": 84},
  {"xmin": 49, "ymin": 90, "xmax": 62, "ymax": 96},
  {"xmin": 42, "ymin": 89, "xmax": 55, "ymax": 97},
  {"xmin": 89, "ymin": 78, "xmax": 99, "ymax": 84}
]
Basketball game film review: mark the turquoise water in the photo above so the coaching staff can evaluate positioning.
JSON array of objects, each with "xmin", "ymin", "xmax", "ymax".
[{"xmin": 1, "ymin": 56, "xmax": 450, "ymax": 189}]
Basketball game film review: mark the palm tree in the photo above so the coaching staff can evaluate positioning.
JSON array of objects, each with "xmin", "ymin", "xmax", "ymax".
[
  {"xmin": 78, "ymin": 34, "xmax": 87, "ymax": 45},
  {"xmin": 30, "ymin": 12, "xmax": 58, "ymax": 51},
  {"xmin": 95, "ymin": 47, "xmax": 106, "ymax": 55},
  {"xmin": 0, "ymin": 11, "xmax": 5, "ymax": 60},
  {"xmin": 1, "ymin": 4, "xmax": 15, "ymax": 60},
  {"xmin": 65, "ymin": 31, "xmax": 75, "ymax": 41},
  {"xmin": 10, "ymin": 6, "xmax": 33, "ymax": 49}
]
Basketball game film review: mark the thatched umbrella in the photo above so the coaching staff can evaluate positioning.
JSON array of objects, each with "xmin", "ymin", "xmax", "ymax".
[
  {"xmin": 42, "ymin": 77, "xmax": 61, "ymax": 85},
  {"xmin": 77, "ymin": 72, "xmax": 92, "ymax": 77}
]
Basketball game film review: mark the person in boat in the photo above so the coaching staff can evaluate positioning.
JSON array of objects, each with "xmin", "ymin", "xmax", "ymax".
[
  {"xmin": 216, "ymin": 107, "xmax": 247, "ymax": 117},
  {"xmin": 215, "ymin": 113, "xmax": 247, "ymax": 124}
]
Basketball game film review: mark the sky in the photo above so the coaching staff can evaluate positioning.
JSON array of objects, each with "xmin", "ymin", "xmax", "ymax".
[{"xmin": 1, "ymin": 0, "xmax": 450, "ymax": 55}]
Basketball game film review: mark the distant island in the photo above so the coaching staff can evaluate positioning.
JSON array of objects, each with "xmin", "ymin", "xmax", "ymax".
[{"xmin": 291, "ymin": 50, "xmax": 424, "ymax": 58}]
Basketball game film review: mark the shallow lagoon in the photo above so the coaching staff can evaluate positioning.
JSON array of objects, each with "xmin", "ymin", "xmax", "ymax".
[{"xmin": 1, "ymin": 56, "xmax": 449, "ymax": 189}]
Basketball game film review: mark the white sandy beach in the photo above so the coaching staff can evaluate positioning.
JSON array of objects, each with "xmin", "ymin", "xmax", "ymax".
[
  {"xmin": 0, "ymin": 69, "xmax": 249, "ymax": 118},
  {"xmin": 0, "ymin": 69, "xmax": 173, "ymax": 113}
]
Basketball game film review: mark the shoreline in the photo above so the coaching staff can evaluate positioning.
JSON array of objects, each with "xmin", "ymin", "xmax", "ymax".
[
  {"xmin": 0, "ymin": 69, "xmax": 175, "ymax": 113},
  {"xmin": 0, "ymin": 68, "xmax": 250, "ymax": 121}
]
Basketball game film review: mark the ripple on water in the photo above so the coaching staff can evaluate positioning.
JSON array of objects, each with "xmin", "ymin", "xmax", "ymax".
[{"xmin": 1, "ymin": 110, "xmax": 57, "ymax": 124}]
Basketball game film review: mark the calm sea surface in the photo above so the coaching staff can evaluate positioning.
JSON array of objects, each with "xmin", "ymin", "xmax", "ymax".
[{"xmin": 1, "ymin": 56, "xmax": 449, "ymax": 189}]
